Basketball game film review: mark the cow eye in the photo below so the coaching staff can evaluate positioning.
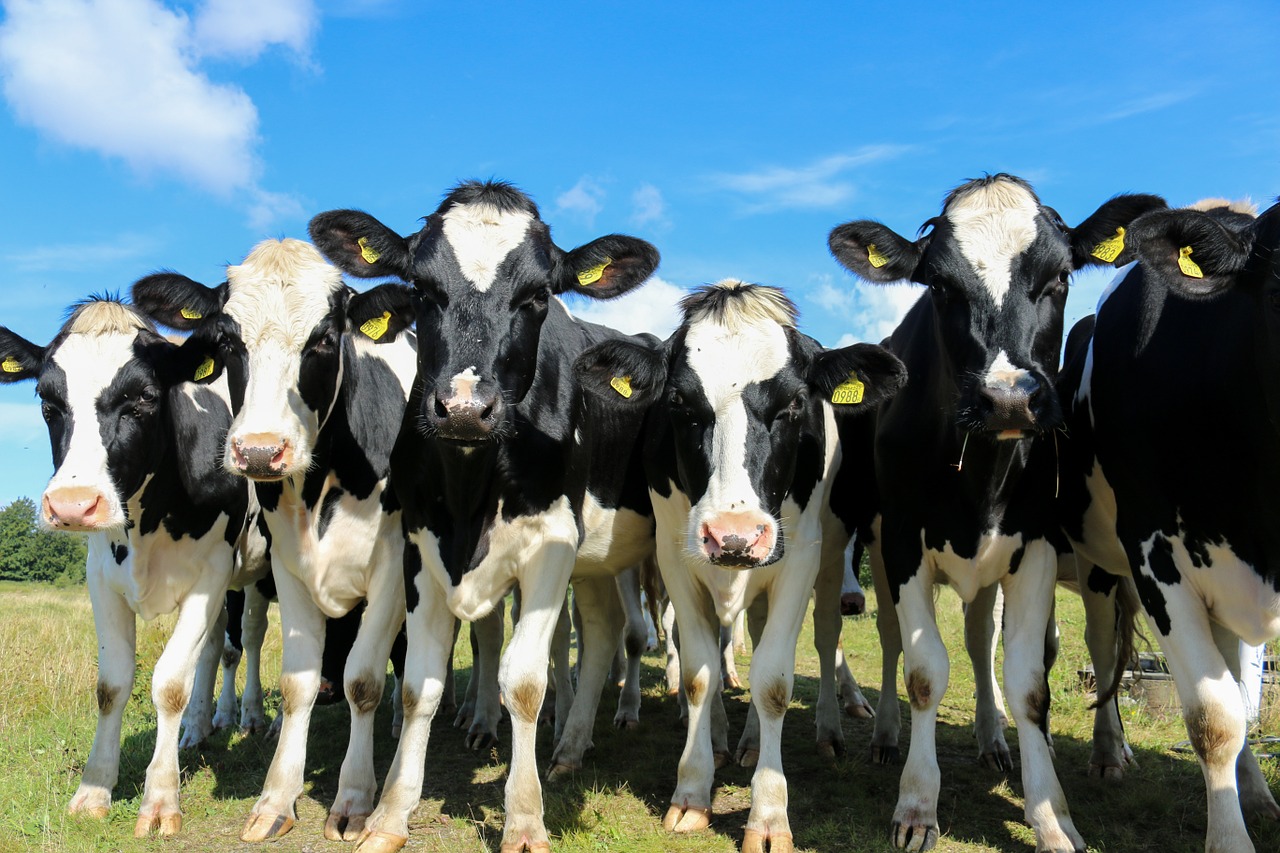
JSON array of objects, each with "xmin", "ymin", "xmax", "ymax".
[
  {"xmin": 669, "ymin": 390, "xmax": 685, "ymax": 407},
  {"xmin": 139, "ymin": 387, "xmax": 159, "ymax": 404}
]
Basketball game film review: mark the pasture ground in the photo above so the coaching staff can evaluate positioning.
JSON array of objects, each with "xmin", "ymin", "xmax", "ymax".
[{"xmin": 1, "ymin": 579, "xmax": 1278, "ymax": 853}]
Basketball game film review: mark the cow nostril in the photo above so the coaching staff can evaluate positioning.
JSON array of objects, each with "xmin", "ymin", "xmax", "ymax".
[
  {"xmin": 433, "ymin": 396, "xmax": 449, "ymax": 419},
  {"xmin": 480, "ymin": 402, "xmax": 494, "ymax": 421}
]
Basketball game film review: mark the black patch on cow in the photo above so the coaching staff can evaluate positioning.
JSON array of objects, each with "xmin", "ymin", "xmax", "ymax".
[
  {"xmin": 317, "ymin": 487, "xmax": 345, "ymax": 540},
  {"xmin": 1146, "ymin": 536, "xmax": 1181, "ymax": 585},
  {"xmin": 1007, "ymin": 544, "xmax": 1026, "ymax": 575},
  {"xmin": 224, "ymin": 588, "xmax": 245, "ymax": 651},
  {"xmin": 403, "ymin": 538, "xmax": 422, "ymax": 614},
  {"xmin": 1086, "ymin": 565, "xmax": 1119, "ymax": 596},
  {"xmin": 111, "ymin": 543, "xmax": 128, "ymax": 564}
]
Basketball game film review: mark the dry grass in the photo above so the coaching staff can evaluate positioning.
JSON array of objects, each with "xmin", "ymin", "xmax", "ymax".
[{"xmin": 0, "ymin": 579, "xmax": 1277, "ymax": 852}]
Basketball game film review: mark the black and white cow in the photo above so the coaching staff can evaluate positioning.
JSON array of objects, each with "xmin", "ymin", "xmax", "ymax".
[
  {"xmin": 308, "ymin": 180, "xmax": 660, "ymax": 853},
  {"xmin": 0, "ymin": 298, "xmax": 256, "ymax": 837},
  {"xmin": 130, "ymin": 238, "xmax": 418, "ymax": 843},
  {"xmin": 576, "ymin": 280, "xmax": 906, "ymax": 852},
  {"xmin": 828, "ymin": 174, "xmax": 1165, "ymax": 852},
  {"xmin": 1057, "ymin": 199, "xmax": 1280, "ymax": 853}
]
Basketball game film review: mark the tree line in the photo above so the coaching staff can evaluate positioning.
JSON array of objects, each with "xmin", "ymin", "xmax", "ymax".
[{"xmin": 0, "ymin": 497, "xmax": 88, "ymax": 585}]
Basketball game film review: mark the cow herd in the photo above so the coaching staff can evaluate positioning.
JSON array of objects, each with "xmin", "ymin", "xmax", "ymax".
[{"xmin": 1, "ymin": 174, "xmax": 1278, "ymax": 853}]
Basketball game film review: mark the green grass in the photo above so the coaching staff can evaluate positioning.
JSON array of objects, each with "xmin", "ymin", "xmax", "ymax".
[{"xmin": 1, "ymin": 578, "xmax": 1277, "ymax": 852}]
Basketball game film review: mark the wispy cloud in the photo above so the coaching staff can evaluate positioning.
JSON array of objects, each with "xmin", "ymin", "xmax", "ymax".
[
  {"xmin": 707, "ymin": 145, "xmax": 912, "ymax": 214},
  {"xmin": 555, "ymin": 176, "xmax": 607, "ymax": 226},
  {"xmin": 808, "ymin": 273, "xmax": 920, "ymax": 346},
  {"xmin": 562, "ymin": 275, "xmax": 684, "ymax": 338},
  {"xmin": 1085, "ymin": 90, "xmax": 1198, "ymax": 126},
  {"xmin": 4, "ymin": 234, "xmax": 160, "ymax": 274},
  {"xmin": 630, "ymin": 184, "xmax": 669, "ymax": 230},
  {"xmin": 0, "ymin": 0, "xmax": 315, "ymax": 227}
]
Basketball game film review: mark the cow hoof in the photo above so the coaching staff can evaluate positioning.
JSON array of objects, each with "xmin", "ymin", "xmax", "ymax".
[
  {"xmin": 724, "ymin": 674, "xmax": 744, "ymax": 690},
  {"xmin": 743, "ymin": 827, "xmax": 794, "ymax": 853},
  {"xmin": 663, "ymin": 804, "xmax": 711, "ymax": 832},
  {"xmin": 355, "ymin": 828, "xmax": 409, "ymax": 853},
  {"xmin": 241, "ymin": 811, "xmax": 295, "ymax": 841},
  {"xmin": 871, "ymin": 744, "xmax": 900, "ymax": 765},
  {"xmin": 614, "ymin": 715, "xmax": 639, "ymax": 731},
  {"xmin": 326, "ymin": 810, "xmax": 369, "ymax": 841},
  {"xmin": 68, "ymin": 791, "xmax": 111, "ymax": 819},
  {"xmin": 979, "ymin": 747, "xmax": 1013, "ymax": 772},
  {"xmin": 714, "ymin": 750, "xmax": 732, "ymax": 770},
  {"xmin": 1088, "ymin": 762, "xmax": 1126, "ymax": 783},
  {"xmin": 76, "ymin": 805, "xmax": 110, "ymax": 820},
  {"xmin": 891, "ymin": 819, "xmax": 938, "ymax": 851},
  {"xmin": 737, "ymin": 747, "xmax": 759, "ymax": 768},
  {"xmin": 134, "ymin": 811, "xmax": 182, "ymax": 837},
  {"xmin": 817, "ymin": 739, "xmax": 846, "ymax": 761},
  {"xmin": 466, "ymin": 729, "xmax": 498, "ymax": 751},
  {"xmin": 498, "ymin": 840, "xmax": 551, "ymax": 853},
  {"xmin": 546, "ymin": 762, "xmax": 579, "ymax": 782},
  {"xmin": 264, "ymin": 716, "xmax": 283, "ymax": 741},
  {"xmin": 843, "ymin": 699, "xmax": 875, "ymax": 719}
]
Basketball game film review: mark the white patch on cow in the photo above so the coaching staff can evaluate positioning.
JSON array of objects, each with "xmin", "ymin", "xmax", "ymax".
[
  {"xmin": 449, "ymin": 366, "xmax": 482, "ymax": 403},
  {"xmin": 441, "ymin": 202, "xmax": 533, "ymax": 293},
  {"xmin": 927, "ymin": 531, "xmax": 1025, "ymax": 602},
  {"xmin": 352, "ymin": 328, "xmax": 418, "ymax": 396},
  {"xmin": 983, "ymin": 349, "xmax": 1030, "ymax": 389},
  {"xmin": 575, "ymin": 492, "xmax": 654, "ymax": 574},
  {"xmin": 945, "ymin": 179, "xmax": 1040, "ymax": 309},
  {"xmin": 1096, "ymin": 261, "xmax": 1136, "ymax": 314},
  {"xmin": 1070, "ymin": 458, "xmax": 1129, "ymax": 574},
  {"xmin": 221, "ymin": 239, "xmax": 345, "ymax": 474}
]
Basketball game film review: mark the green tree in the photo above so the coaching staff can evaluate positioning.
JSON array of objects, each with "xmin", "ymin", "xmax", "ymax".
[{"xmin": 0, "ymin": 497, "xmax": 88, "ymax": 583}]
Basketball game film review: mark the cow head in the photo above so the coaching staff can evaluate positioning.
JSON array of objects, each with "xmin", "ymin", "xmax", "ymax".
[
  {"xmin": 132, "ymin": 239, "xmax": 414, "ymax": 480},
  {"xmin": 829, "ymin": 174, "xmax": 1165, "ymax": 437},
  {"xmin": 309, "ymin": 180, "xmax": 659, "ymax": 444},
  {"xmin": 0, "ymin": 299, "xmax": 183, "ymax": 530},
  {"xmin": 577, "ymin": 280, "xmax": 905, "ymax": 568}
]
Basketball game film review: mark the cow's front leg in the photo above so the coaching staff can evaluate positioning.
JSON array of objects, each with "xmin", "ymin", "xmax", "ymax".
[
  {"xmin": 180, "ymin": 603, "xmax": 226, "ymax": 748},
  {"xmin": 457, "ymin": 604, "xmax": 504, "ymax": 749},
  {"xmin": 137, "ymin": 566, "xmax": 228, "ymax": 836},
  {"xmin": 1001, "ymin": 542, "xmax": 1083, "ymax": 853},
  {"xmin": 242, "ymin": 567, "xmax": 325, "ymax": 842},
  {"xmin": 69, "ymin": 563, "xmax": 136, "ymax": 821},
  {"xmin": 498, "ymin": 539, "xmax": 576, "ymax": 853},
  {"xmin": 239, "ymin": 582, "xmax": 271, "ymax": 733},
  {"xmin": 614, "ymin": 565, "xmax": 647, "ymax": 730},
  {"xmin": 965, "ymin": 582, "xmax": 1012, "ymax": 771},
  {"xmin": 868, "ymin": 529, "xmax": 904, "ymax": 764},
  {"xmin": 736, "ymin": 595, "xmax": 769, "ymax": 766}
]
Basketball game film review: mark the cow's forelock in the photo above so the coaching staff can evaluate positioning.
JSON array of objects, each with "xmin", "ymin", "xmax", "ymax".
[
  {"xmin": 441, "ymin": 202, "xmax": 535, "ymax": 293},
  {"xmin": 944, "ymin": 179, "xmax": 1042, "ymax": 308}
]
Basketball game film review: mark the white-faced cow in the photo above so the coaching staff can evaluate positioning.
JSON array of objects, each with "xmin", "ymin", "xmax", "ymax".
[
  {"xmin": 130, "ymin": 238, "xmax": 418, "ymax": 843},
  {"xmin": 308, "ymin": 180, "xmax": 660, "ymax": 853},
  {"xmin": 828, "ymin": 174, "xmax": 1165, "ymax": 852},
  {"xmin": 1056, "ymin": 199, "xmax": 1280, "ymax": 853},
  {"xmin": 0, "ymin": 298, "xmax": 257, "ymax": 837},
  {"xmin": 576, "ymin": 280, "xmax": 906, "ymax": 853}
]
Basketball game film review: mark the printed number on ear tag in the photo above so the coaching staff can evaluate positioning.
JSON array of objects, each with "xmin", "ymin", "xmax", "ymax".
[
  {"xmin": 194, "ymin": 357, "xmax": 215, "ymax": 382},
  {"xmin": 577, "ymin": 259, "xmax": 612, "ymax": 287},
  {"xmin": 1178, "ymin": 246, "xmax": 1204, "ymax": 279},
  {"xmin": 867, "ymin": 244, "xmax": 890, "ymax": 269},
  {"xmin": 610, "ymin": 375, "xmax": 633, "ymax": 399},
  {"xmin": 360, "ymin": 311, "xmax": 392, "ymax": 341},
  {"xmin": 831, "ymin": 373, "xmax": 864, "ymax": 405},
  {"xmin": 358, "ymin": 237, "xmax": 381, "ymax": 264},
  {"xmin": 1, "ymin": 356, "xmax": 23, "ymax": 373},
  {"xmin": 180, "ymin": 307, "xmax": 203, "ymax": 320},
  {"xmin": 1090, "ymin": 227, "xmax": 1126, "ymax": 263}
]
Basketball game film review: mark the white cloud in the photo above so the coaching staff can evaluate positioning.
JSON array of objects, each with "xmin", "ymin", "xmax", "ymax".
[
  {"xmin": 555, "ymin": 177, "xmax": 606, "ymax": 225},
  {"xmin": 4, "ymin": 234, "xmax": 159, "ymax": 273},
  {"xmin": 708, "ymin": 145, "xmax": 912, "ymax": 214},
  {"xmin": 0, "ymin": 0, "xmax": 315, "ymax": 225},
  {"xmin": 807, "ymin": 273, "xmax": 920, "ymax": 346},
  {"xmin": 561, "ymin": 276, "xmax": 684, "ymax": 338},
  {"xmin": 630, "ymin": 184, "xmax": 669, "ymax": 229}
]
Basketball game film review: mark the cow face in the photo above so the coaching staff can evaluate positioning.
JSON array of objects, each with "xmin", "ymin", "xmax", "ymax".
[
  {"xmin": 310, "ymin": 180, "xmax": 659, "ymax": 444},
  {"xmin": 577, "ymin": 281, "xmax": 905, "ymax": 568},
  {"xmin": 0, "ymin": 300, "xmax": 180, "ymax": 530},
  {"xmin": 830, "ymin": 175, "xmax": 1165, "ymax": 437},
  {"xmin": 132, "ymin": 239, "xmax": 414, "ymax": 480}
]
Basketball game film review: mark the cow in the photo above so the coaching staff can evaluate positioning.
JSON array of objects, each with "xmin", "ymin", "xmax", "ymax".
[
  {"xmin": 130, "ymin": 238, "xmax": 418, "ymax": 843},
  {"xmin": 307, "ymin": 179, "xmax": 660, "ymax": 853},
  {"xmin": 576, "ymin": 279, "xmax": 906, "ymax": 852},
  {"xmin": 0, "ymin": 298, "xmax": 257, "ymax": 837},
  {"xmin": 1056, "ymin": 198, "xmax": 1280, "ymax": 853},
  {"xmin": 827, "ymin": 174, "xmax": 1166, "ymax": 852}
]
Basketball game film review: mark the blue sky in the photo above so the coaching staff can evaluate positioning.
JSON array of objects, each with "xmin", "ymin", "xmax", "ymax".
[{"xmin": 0, "ymin": 0, "xmax": 1277, "ymax": 504}]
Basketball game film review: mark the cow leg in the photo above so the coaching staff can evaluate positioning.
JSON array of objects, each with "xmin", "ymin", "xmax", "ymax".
[
  {"xmin": 736, "ymin": 594, "xmax": 770, "ymax": 767},
  {"xmin": 460, "ymin": 604, "xmax": 504, "ymax": 750},
  {"xmin": 741, "ymin": 571, "xmax": 817, "ymax": 853},
  {"xmin": 614, "ymin": 566, "xmax": 646, "ymax": 730},
  {"xmin": 1215, "ymin": 628, "xmax": 1280, "ymax": 823},
  {"xmin": 549, "ymin": 599, "xmax": 573, "ymax": 739},
  {"xmin": 180, "ymin": 602, "xmax": 226, "ymax": 749},
  {"xmin": 663, "ymin": 601, "xmax": 681, "ymax": 696},
  {"xmin": 549, "ymin": 574, "xmax": 624, "ymax": 778},
  {"xmin": 239, "ymin": 582, "xmax": 270, "ymax": 734},
  {"xmin": 242, "ymin": 567, "xmax": 325, "ymax": 842},
  {"xmin": 136, "ymin": 565, "xmax": 228, "ymax": 836},
  {"xmin": 497, "ymin": 540, "xmax": 577, "ymax": 853},
  {"xmin": 724, "ymin": 611, "xmax": 745, "ymax": 688},
  {"xmin": 69, "ymin": 562, "xmax": 136, "ymax": 820},
  {"xmin": 354, "ymin": 558, "xmax": 455, "ymax": 853},
  {"xmin": 869, "ymin": 529, "xmax": 904, "ymax": 764},
  {"xmin": 213, "ymin": 589, "xmax": 244, "ymax": 731},
  {"xmin": 440, "ymin": 620, "xmax": 459, "ymax": 718},
  {"xmin": 663, "ymin": 575, "xmax": 721, "ymax": 834},
  {"xmin": 965, "ymin": 582, "xmax": 1012, "ymax": 771},
  {"xmin": 1000, "ymin": 542, "xmax": 1083, "ymax": 853},
  {"xmin": 813, "ymin": 534, "xmax": 849, "ymax": 760},
  {"xmin": 325, "ymin": 560, "xmax": 405, "ymax": 842},
  {"xmin": 1078, "ymin": 561, "xmax": 1133, "ymax": 780}
]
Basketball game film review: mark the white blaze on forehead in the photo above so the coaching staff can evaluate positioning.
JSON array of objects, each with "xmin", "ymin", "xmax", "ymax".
[
  {"xmin": 945, "ymin": 180, "xmax": 1041, "ymax": 309},
  {"xmin": 223, "ymin": 238, "xmax": 344, "ymax": 348},
  {"xmin": 441, "ymin": 202, "xmax": 534, "ymax": 292}
]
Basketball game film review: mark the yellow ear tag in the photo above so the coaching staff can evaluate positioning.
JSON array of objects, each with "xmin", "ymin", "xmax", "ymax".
[
  {"xmin": 180, "ymin": 307, "xmax": 203, "ymax": 320},
  {"xmin": 360, "ymin": 310, "xmax": 392, "ymax": 341},
  {"xmin": 1178, "ymin": 246, "xmax": 1204, "ymax": 279},
  {"xmin": 577, "ymin": 258, "xmax": 612, "ymax": 287},
  {"xmin": 610, "ymin": 375, "xmax": 633, "ymax": 399},
  {"xmin": 2, "ymin": 356, "xmax": 23, "ymax": 373},
  {"xmin": 358, "ymin": 236, "xmax": 381, "ymax": 265},
  {"xmin": 1090, "ymin": 227, "xmax": 1126, "ymax": 263},
  {"xmin": 194, "ymin": 356, "xmax": 215, "ymax": 382},
  {"xmin": 831, "ymin": 372, "xmax": 865, "ymax": 405},
  {"xmin": 867, "ymin": 243, "xmax": 890, "ymax": 269}
]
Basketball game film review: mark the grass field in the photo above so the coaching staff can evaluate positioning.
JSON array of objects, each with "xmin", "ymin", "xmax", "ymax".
[{"xmin": 1, "ymin": 579, "xmax": 1277, "ymax": 853}]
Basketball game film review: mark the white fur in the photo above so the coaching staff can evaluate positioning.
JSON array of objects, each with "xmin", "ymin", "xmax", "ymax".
[
  {"xmin": 946, "ymin": 179, "xmax": 1040, "ymax": 309},
  {"xmin": 441, "ymin": 203, "xmax": 534, "ymax": 292}
]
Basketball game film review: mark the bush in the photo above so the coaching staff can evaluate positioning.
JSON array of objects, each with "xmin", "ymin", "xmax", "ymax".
[{"xmin": 0, "ymin": 497, "xmax": 88, "ymax": 584}]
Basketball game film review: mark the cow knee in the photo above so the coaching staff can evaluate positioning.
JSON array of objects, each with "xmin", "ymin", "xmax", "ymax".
[
  {"xmin": 758, "ymin": 678, "xmax": 790, "ymax": 719},
  {"xmin": 505, "ymin": 677, "xmax": 545, "ymax": 724},
  {"xmin": 346, "ymin": 673, "xmax": 383, "ymax": 715},
  {"xmin": 905, "ymin": 668, "xmax": 938, "ymax": 711},
  {"xmin": 1186, "ymin": 701, "xmax": 1243, "ymax": 766}
]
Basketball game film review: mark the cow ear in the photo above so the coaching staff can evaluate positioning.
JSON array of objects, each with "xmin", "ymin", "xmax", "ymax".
[
  {"xmin": 0, "ymin": 327, "xmax": 46, "ymax": 383},
  {"xmin": 147, "ymin": 330, "xmax": 219, "ymax": 388},
  {"xmin": 310, "ymin": 210, "xmax": 415, "ymax": 281},
  {"xmin": 575, "ymin": 337, "xmax": 667, "ymax": 406},
  {"xmin": 555, "ymin": 235, "xmax": 660, "ymax": 299},
  {"xmin": 1069, "ymin": 193, "xmax": 1167, "ymax": 269},
  {"xmin": 810, "ymin": 342, "xmax": 907, "ymax": 412},
  {"xmin": 132, "ymin": 273, "xmax": 227, "ymax": 331},
  {"xmin": 1129, "ymin": 208, "xmax": 1253, "ymax": 298},
  {"xmin": 348, "ymin": 283, "xmax": 415, "ymax": 343},
  {"xmin": 828, "ymin": 221, "xmax": 923, "ymax": 284}
]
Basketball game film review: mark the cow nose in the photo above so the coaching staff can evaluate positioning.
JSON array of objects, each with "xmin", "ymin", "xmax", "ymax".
[
  {"xmin": 428, "ymin": 385, "xmax": 504, "ymax": 441},
  {"xmin": 43, "ymin": 487, "xmax": 109, "ymax": 530},
  {"xmin": 977, "ymin": 379, "xmax": 1040, "ymax": 431},
  {"xmin": 699, "ymin": 512, "xmax": 777, "ymax": 568},
  {"xmin": 230, "ymin": 434, "xmax": 291, "ymax": 479}
]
